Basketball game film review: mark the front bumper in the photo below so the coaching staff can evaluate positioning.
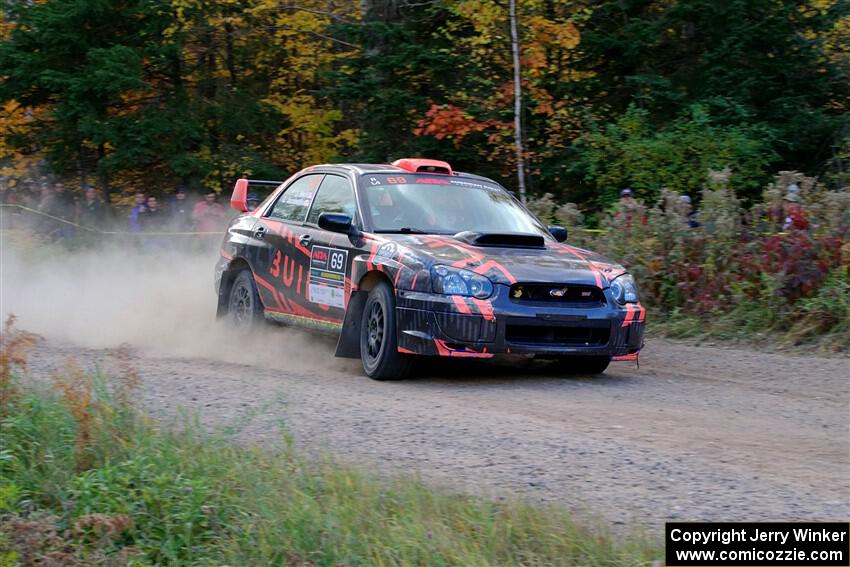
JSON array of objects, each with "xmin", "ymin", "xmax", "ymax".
[{"xmin": 395, "ymin": 284, "xmax": 645, "ymax": 358}]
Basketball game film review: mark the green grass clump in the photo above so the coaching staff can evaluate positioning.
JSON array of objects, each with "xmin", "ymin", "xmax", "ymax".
[{"xmin": 0, "ymin": 325, "xmax": 659, "ymax": 566}]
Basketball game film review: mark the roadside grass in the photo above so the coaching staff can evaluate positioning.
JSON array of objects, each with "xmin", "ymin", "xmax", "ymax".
[{"xmin": 0, "ymin": 319, "xmax": 661, "ymax": 566}]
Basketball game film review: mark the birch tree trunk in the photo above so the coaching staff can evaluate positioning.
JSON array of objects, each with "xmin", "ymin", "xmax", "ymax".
[{"xmin": 509, "ymin": 0, "xmax": 527, "ymax": 203}]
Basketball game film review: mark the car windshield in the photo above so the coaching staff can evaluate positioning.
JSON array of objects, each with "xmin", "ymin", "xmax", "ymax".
[{"xmin": 360, "ymin": 174, "xmax": 550, "ymax": 236}]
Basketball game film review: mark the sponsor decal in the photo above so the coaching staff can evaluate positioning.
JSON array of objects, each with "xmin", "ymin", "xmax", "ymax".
[
  {"xmin": 309, "ymin": 245, "xmax": 348, "ymax": 308},
  {"xmin": 448, "ymin": 179, "xmax": 500, "ymax": 190},
  {"xmin": 415, "ymin": 177, "xmax": 450, "ymax": 185}
]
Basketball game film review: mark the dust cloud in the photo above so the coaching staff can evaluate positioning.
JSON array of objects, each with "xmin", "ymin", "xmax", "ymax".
[{"xmin": 0, "ymin": 238, "xmax": 352, "ymax": 373}]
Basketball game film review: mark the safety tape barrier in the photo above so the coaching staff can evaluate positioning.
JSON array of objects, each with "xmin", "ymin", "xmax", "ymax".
[
  {"xmin": 1, "ymin": 203, "xmax": 800, "ymax": 238},
  {"xmin": 1, "ymin": 203, "xmax": 615, "ymax": 236},
  {"xmin": 0, "ymin": 203, "xmax": 221, "ymax": 236}
]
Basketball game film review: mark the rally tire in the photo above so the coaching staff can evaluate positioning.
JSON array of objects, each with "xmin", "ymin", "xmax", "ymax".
[
  {"xmin": 556, "ymin": 355, "xmax": 611, "ymax": 375},
  {"xmin": 227, "ymin": 270, "xmax": 264, "ymax": 329},
  {"xmin": 360, "ymin": 282, "xmax": 413, "ymax": 380}
]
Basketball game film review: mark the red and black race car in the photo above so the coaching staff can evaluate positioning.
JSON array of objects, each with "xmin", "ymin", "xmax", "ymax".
[{"xmin": 214, "ymin": 158, "xmax": 645, "ymax": 380}]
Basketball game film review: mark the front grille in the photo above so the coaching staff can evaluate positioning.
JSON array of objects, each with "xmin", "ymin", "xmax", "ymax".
[
  {"xmin": 506, "ymin": 321, "xmax": 610, "ymax": 347},
  {"xmin": 509, "ymin": 283, "xmax": 603, "ymax": 306}
]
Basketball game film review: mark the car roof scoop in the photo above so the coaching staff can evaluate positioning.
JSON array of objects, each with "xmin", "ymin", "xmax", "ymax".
[{"xmin": 453, "ymin": 231, "xmax": 545, "ymax": 248}]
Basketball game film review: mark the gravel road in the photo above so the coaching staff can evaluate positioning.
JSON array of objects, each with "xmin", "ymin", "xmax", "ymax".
[
  {"xmin": 24, "ymin": 333, "xmax": 850, "ymax": 534},
  {"xmin": 6, "ymin": 247, "xmax": 849, "ymax": 534}
]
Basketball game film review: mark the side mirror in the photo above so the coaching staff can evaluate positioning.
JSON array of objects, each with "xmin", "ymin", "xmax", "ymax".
[
  {"xmin": 318, "ymin": 212, "xmax": 353, "ymax": 234},
  {"xmin": 548, "ymin": 225, "xmax": 568, "ymax": 242},
  {"xmin": 231, "ymin": 178, "xmax": 248, "ymax": 212}
]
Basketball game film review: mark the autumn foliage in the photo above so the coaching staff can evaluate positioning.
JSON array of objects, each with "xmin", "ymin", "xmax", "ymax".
[{"xmin": 0, "ymin": 0, "xmax": 847, "ymax": 205}]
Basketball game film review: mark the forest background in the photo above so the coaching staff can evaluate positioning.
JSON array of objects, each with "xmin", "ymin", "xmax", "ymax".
[{"xmin": 2, "ymin": 0, "xmax": 849, "ymax": 348}]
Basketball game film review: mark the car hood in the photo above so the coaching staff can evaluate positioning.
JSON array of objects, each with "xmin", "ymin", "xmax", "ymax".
[{"xmin": 376, "ymin": 233, "xmax": 627, "ymax": 288}]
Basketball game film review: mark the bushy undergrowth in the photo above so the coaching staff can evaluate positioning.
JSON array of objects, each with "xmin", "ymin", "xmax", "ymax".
[
  {"xmin": 531, "ymin": 171, "xmax": 850, "ymax": 351},
  {"xmin": 0, "ymin": 321, "xmax": 659, "ymax": 566}
]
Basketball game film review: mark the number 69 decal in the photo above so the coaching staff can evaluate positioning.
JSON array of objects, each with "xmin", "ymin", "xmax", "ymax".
[{"xmin": 309, "ymin": 246, "xmax": 348, "ymax": 308}]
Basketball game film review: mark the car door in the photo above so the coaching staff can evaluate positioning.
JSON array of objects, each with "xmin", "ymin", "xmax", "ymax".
[
  {"xmin": 302, "ymin": 173, "xmax": 358, "ymax": 323},
  {"xmin": 252, "ymin": 173, "xmax": 324, "ymax": 318}
]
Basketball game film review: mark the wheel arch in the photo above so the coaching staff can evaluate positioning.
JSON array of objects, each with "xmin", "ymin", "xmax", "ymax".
[
  {"xmin": 216, "ymin": 257, "xmax": 254, "ymax": 318},
  {"xmin": 334, "ymin": 270, "xmax": 393, "ymax": 358}
]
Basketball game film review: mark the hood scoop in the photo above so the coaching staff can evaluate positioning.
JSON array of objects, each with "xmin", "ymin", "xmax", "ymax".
[{"xmin": 453, "ymin": 231, "xmax": 546, "ymax": 249}]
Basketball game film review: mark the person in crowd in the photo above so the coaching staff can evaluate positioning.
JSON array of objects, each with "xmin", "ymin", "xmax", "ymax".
[
  {"xmin": 192, "ymin": 191, "xmax": 227, "ymax": 232},
  {"xmin": 36, "ymin": 181, "xmax": 60, "ymax": 237},
  {"xmin": 168, "ymin": 186, "xmax": 193, "ymax": 231},
  {"xmin": 0, "ymin": 178, "xmax": 17, "ymax": 230},
  {"xmin": 614, "ymin": 187, "xmax": 645, "ymax": 230},
  {"xmin": 0, "ymin": 178, "xmax": 13, "ymax": 205},
  {"xmin": 680, "ymin": 195, "xmax": 700, "ymax": 228},
  {"xmin": 246, "ymin": 192, "xmax": 261, "ymax": 212},
  {"xmin": 17, "ymin": 179, "xmax": 36, "ymax": 209},
  {"xmin": 141, "ymin": 196, "xmax": 165, "ymax": 231},
  {"xmin": 77, "ymin": 185, "xmax": 105, "ymax": 227},
  {"xmin": 139, "ymin": 195, "xmax": 167, "ymax": 251},
  {"xmin": 129, "ymin": 192, "xmax": 147, "ymax": 233},
  {"xmin": 51, "ymin": 181, "xmax": 75, "ymax": 221},
  {"xmin": 36, "ymin": 181, "xmax": 54, "ymax": 213},
  {"xmin": 782, "ymin": 193, "xmax": 809, "ymax": 231}
]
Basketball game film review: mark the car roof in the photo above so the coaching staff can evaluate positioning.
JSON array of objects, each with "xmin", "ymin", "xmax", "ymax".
[{"xmin": 307, "ymin": 163, "xmax": 500, "ymax": 185}]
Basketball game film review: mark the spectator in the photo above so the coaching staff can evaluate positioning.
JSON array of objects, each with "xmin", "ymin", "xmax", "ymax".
[
  {"xmin": 36, "ymin": 182, "xmax": 60, "ymax": 237},
  {"xmin": 36, "ymin": 179, "xmax": 76, "ymax": 238},
  {"xmin": 129, "ymin": 192, "xmax": 147, "ymax": 233},
  {"xmin": 51, "ymin": 181, "xmax": 75, "ymax": 222},
  {"xmin": 246, "ymin": 192, "xmax": 261, "ymax": 212},
  {"xmin": 192, "ymin": 191, "xmax": 227, "ymax": 232},
  {"xmin": 614, "ymin": 187, "xmax": 645, "ymax": 230},
  {"xmin": 36, "ymin": 181, "xmax": 54, "ymax": 213},
  {"xmin": 680, "ymin": 195, "xmax": 700, "ymax": 228},
  {"xmin": 77, "ymin": 185, "xmax": 105, "ymax": 227},
  {"xmin": 18, "ymin": 179, "xmax": 37, "ymax": 209},
  {"xmin": 54, "ymin": 181, "xmax": 76, "ymax": 239},
  {"xmin": 782, "ymin": 193, "xmax": 809, "ymax": 231},
  {"xmin": 0, "ymin": 178, "xmax": 14, "ymax": 205},
  {"xmin": 141, "ymin": 196, "xmax": 165, "ymax": 231},
  {"xmin": 0, "ymin": 178, "xmax": 17, "ymax": 230},
  {"xmin": 168, "ymin": 186, "xmax": 193, "ymax": 231}
]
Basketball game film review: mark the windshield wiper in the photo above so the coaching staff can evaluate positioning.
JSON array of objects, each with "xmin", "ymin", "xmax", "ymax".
[{"xmin": 374, "ymin": 227, "xmax": 431, "ymax": 234}]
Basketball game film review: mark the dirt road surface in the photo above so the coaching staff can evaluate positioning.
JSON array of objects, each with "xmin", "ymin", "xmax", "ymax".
[
  {"xmin": 5, "ymin": 247, "xmax": 848, "ymax": 534},
  {"xmin": 25, "ymin": 334, "xmax": 849, "ymax": 534}
]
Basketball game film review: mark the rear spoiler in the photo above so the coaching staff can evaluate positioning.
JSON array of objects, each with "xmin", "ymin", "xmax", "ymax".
[{"xmin": 231, "ymin": 178, "xmax": 282, "ymax": 212}]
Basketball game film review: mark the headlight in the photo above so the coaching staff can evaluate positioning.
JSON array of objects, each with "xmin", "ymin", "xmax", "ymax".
[
  {"xmin": 431, "ymin": 265, "xmax": 493, "ymax": 299},
  {"xmin": 609, "ymin": 274, "xmax": 639, "ymax": 304}
]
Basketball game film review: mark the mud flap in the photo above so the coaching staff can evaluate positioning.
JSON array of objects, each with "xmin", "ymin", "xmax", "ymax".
[{"xmin": 334, "ymin": 291, "xmax": 367, "ymax": 358}]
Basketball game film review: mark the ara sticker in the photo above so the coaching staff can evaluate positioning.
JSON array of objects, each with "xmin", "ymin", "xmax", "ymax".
[{"xmin": 309, "ymin": 246, "xmax": 348, "ymax": 308}]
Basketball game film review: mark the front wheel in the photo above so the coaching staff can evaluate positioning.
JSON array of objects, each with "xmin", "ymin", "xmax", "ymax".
[
  {"xmin": 227, "ymin": 270, "xmax": 264, "ymax": 329},
  {"xmin": 554, "ymin": 355, "xmax": 611, "ymax": 375},
  {"xmin": 360, "ymin": 282, "xmax": 412, "ymax": 380}
]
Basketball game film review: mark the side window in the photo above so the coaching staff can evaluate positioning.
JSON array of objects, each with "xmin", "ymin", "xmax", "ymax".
[
  {"xmin": 306, "ymin": 174, "xmax": 356, "ymax": 225},
  {"xmin": 267, "ymin": 174, "xmax": 324, "ymax": 222}
]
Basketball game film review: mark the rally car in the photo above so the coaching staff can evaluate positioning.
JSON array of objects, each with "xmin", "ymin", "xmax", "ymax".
[{"xmin": 214, "ymin": 158, "xmax": 645, "ymax": 380}]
